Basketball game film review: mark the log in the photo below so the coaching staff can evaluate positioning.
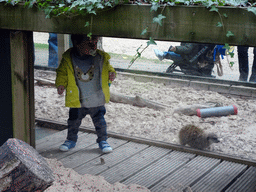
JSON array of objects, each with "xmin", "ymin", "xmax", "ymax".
[
  {"xmin": 35, "ymin": 78, "xmax": 56, "ymax": 87},
  {"xmin": 110, "ymin": 92, "xmax": 169, "ymax": 110},
  {"xmin": 33, "ymin": 78, "xmax": 169, "ymax": 110},
  {"xmin": 0, "ymin": 138, "xmax": 54, "ymax": 191},
  {"xmin": 173, "ymin": 102, "xmax": 223, "ymax": 116}
]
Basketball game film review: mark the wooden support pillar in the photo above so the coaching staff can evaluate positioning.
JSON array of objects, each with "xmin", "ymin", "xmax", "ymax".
[
  {"xmin": 57, "ymin": 34, "xmax": 71, "ymax": 66},
  {"xmin": 9, "ymin": 30, "xmax": 35, "ymax": 147}
]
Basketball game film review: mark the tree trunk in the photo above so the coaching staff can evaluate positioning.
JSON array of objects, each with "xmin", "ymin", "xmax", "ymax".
[
  {"xmin": 0, "ymin": 138, "xmax": 54, "ymax": 191},
  {"xmin": 110, "ymin": 92, "xmax": 169, "ymax": 110}
]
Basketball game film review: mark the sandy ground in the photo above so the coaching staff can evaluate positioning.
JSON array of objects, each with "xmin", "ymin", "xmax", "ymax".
[
  {"xmin": 44, "ymin": 158, "xmax": 150, "ymax": 192},
  {"xmin": 34, "ymin": 32, "xmax": 256, "ymax": 191}
]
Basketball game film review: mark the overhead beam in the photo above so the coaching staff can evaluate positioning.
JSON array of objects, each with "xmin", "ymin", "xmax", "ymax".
[{"xmin": 0, "ymin": 4, "xmax": 256, "ymax": 46}]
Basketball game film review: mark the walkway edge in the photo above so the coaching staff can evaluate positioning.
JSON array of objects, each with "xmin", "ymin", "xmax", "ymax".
[{"xmin": 36, "ymin": 118, "xmax": 256, "ymax": 167}]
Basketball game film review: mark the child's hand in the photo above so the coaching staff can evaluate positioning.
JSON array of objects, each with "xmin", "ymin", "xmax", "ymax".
[
  {"xmin": 57, "ymin": 85, "xmax": 65, "ymax": 95},
  {"xmin": 109, "ymin": 72, "xmax": 116, "ymax": 81}
]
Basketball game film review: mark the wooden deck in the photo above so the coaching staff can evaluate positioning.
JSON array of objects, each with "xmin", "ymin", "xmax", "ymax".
[{"xmin": 36, "ymin": 129, "xmax": 256, "ymax": 191}]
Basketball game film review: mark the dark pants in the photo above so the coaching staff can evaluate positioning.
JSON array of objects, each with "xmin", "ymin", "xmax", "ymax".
[
  {"xmin": 237, "ymin": 46, "xmax": 256, "ymax": 82},
  {"xmin": 48, "ymin": 33, "xmax": 58, "ymax": 68},
  {"xmin": 67, "ymin": 106, "xmax": 107, "ymax": 143}
]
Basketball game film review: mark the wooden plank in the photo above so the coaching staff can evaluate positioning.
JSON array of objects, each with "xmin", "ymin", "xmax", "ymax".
[
  {"xmin": 36, "ymin": 129, "xmax": 67, "ymax": 146},
  {"xmin": 191, "ymin": 161, "xmax": 247, "ymax": 192},
  {"xmin": 150, "ymin": 155, "xmax": 220, "ymax": 192},
  {"xmin": 10, "ymin": 31, "xmax": 35, "ymax": 147},
  {"xmin": 226, "ymin": 166, "xmax": 256, "ymax": 192},
  {"xmin": 1, "ymin": 5, "xmax": 256, "ymax": 45},
  {"xmin": 60, "ymin": 137, "xmax": 127, "ymax": 169},
  {"xmin": 38, "ymin": 132, "xmax": 92, "ymax": 159},
  {"xmin": 36, "ymin": 130, "xmax": 85, "ymax": 152},
  {"xmin": 98, "ymin": 146, "xmax": 170, "ymax": 184},
  {"xmin": 73, "ymin": 141, "xmax": 149, "ymax": 175},
  {"xmin": 122, "ymin": 151, "xmax": 196, "ymax": 188}
]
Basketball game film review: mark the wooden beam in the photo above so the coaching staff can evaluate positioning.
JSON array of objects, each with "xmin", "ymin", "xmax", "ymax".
[
  {"xmin": 0, "ymin": 4, "xmax": 256, "ymax": 46},
  {"xmin": 10, "ymin": 31, "xmax": 35, "ymax": 147}
]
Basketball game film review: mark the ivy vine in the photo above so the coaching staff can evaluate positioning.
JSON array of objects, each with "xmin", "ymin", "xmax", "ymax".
[{"xmin": 1, "ymin": 0, "xmax": 256, "ymax": 67}]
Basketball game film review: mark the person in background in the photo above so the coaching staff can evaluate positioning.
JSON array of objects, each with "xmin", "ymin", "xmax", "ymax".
[
  {"xmin": 237, "ymin": 46, "xmax": 256, "ymax": 82},
  {"xmin": 48, "ymin": 33, "xmax": 58, "ymax": 68},
  {"xmin": 55, "ymin": 34, "xmax": 116, "ymax": 153},
  {"xmin": 154, "ymin": 43, "xmax": 215, "ymax": 77}
]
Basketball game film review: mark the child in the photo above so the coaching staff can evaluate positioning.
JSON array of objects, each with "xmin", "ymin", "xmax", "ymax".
[{"xmin": 55, "ymin": 34, "xmax": 116, "ymax": 153}]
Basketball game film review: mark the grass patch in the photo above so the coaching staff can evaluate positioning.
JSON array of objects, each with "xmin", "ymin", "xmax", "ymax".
[{"xmin": 34, "ymin": 43, "xmax": 49, "ymax": 50}]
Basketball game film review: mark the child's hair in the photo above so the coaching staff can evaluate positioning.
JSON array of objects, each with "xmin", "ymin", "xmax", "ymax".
[{"xmin": 71, "ymin": 34, "xmax": 98, "ymax": 46}]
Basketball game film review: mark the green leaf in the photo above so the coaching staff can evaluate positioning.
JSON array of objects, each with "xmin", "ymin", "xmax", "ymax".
[
  {"xmin": 229, "ymin": 52, "xmax": 234, "ymax": 58},
  {"xmin": 84, "ymin": 21, "xmax": 90, "ymax": 27},
  {"xmin": 202, "ymin": 1, "xmax": 215, "ymax": 8},
  {"xmin": 167, "ymin": 2, "xmax": 175, "ymax": 6},
  {"xmin": 229, "ymin": 62, "xmax": 234, "ymax": 67},
  {"xmin": 24, "ymin": 1, "xmax": 29, "ymax": 7},
  {"xmin": 226, "ymin": 31, "xmax": 234, "ymax": 37},
  {"xmin": 223, "ymin": 13, "xmax": 228, "ymax": 17},
  {"xmin": 223, "ymin": 43, "xmax": 230, "ymax": 50},
  {"xmin": 96, "ymin": 3, "xmax": 104, "ymax": 9},
  {"xmin": 152, "ymin": 14, "xmax": 166, "ymax": 26},
  {"xmin": 141, "ymin": 27, "xmax": 148, "ymax": 36},
  {"xmin": 146, "ymin": 37, "xmax": 157, "ymax": 46},
  {"xmin": 63, "ymin": 7, "xmax": 69, "ymax": 12},
  {"xmin": 150, "ymin": 2, "xmax": 160, "ymax": 12},
  {"xmin": 247, "ymin": 7, "xmax": 256, "ymax": 16},
  {"xmin": 209, "ymin": 5, "xmax": 218, "ymax": 12},
  {"xmin": 216, "ymin": 22, "xmax": 223, "ymax": 27},
  {"xmin": 136, "ymin": 45, "xmax": 142, "ymax": 52},
  {"xmin": 87, "ymin": 33, "xmax": 92, "ymax": 39}
]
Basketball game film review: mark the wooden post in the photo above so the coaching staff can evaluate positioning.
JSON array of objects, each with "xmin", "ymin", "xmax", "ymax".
[
  {"xmin": 10, "ymin": 31, "xmax": 35, "ymax": 147},
  {"xmin": 57, "ymin": 34, "xmax": 71, "ymax": 66}
]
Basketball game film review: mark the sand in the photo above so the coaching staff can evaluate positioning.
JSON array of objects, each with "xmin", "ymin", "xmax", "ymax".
[
  {"xmin": 34, "ymin": 32, "xmax": 256, "ymax": 191},
  {"xmin": 44, "ymin": 158, "xmax": 150, "ymax": 192}
]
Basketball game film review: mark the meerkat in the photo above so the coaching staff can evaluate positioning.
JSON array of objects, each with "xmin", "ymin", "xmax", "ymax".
[{"xmin": 179, "ymin": 124, "xmax": 220, "ymax": 150}]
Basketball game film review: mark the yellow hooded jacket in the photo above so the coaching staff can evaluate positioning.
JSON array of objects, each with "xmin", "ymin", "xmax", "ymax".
[{"xmin": 55, "ymin": 48, "xmax": 116, "ymax": 108}]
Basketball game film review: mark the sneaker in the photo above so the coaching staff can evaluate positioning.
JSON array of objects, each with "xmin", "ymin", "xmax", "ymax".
[
  {"xmin": 154, "ymin": 49, "xmax": 164, "ymax": 61},
  {"xmin": 59, "ymin": 140, "xmax": 76, "ymax": 152},
  {"xmin": 99, "ymin": 141, "xmax": 112, "ymax": 153}
]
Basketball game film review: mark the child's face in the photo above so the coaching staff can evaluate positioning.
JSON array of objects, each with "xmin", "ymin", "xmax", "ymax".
[{"xmin": 75, "ymin": 36, "xmax": 98, "ymax": 56}]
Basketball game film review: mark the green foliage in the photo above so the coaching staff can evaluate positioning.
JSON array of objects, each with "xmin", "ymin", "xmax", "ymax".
[
  {"xmin": 216, "ymin": 21, "xmax": 223, "ymax": 27},
  {"xmin": 247, "ymin": 7, "xmax": 256, "ymax": 15},
  {"xmin": 223, "ymin": 43, "xmax": 231, "ymax": 50},
  {"xmin": 226, "ymin": 31, "xmax": 234, "ymax": 37},
  {"xmin": 2, "ymin": 0, "xmax": 254, "ymax": 69},
  {"xmin": 147, "ymin": 37, "xmax": 157, "ymax": 46},
  {"xmin": 141, "ymin": 27, "xmax": 148, "ymax": 35},
  {"xmin": 152, "ymin": 14, "xmax": 166, "ymax": 26}
]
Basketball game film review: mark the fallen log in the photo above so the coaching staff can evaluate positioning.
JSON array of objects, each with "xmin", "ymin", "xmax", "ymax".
[
  {"xmin": 110, "ymin": 92, "xmax": 169, "ymax": 110},
  {"xmin": 35, "ymin": 77, "xmax": 56, "ymax": 87},
  {"xmin": 173, "ymin": 102, "xmax": 223, "ymax": 116},
  {"xmin": 33, "ymin": 78, "xmax": 169, "ymax": 110},
  {"xmin": 0, "ymin": 138, "xmax": 54, "ymax": 191}
]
